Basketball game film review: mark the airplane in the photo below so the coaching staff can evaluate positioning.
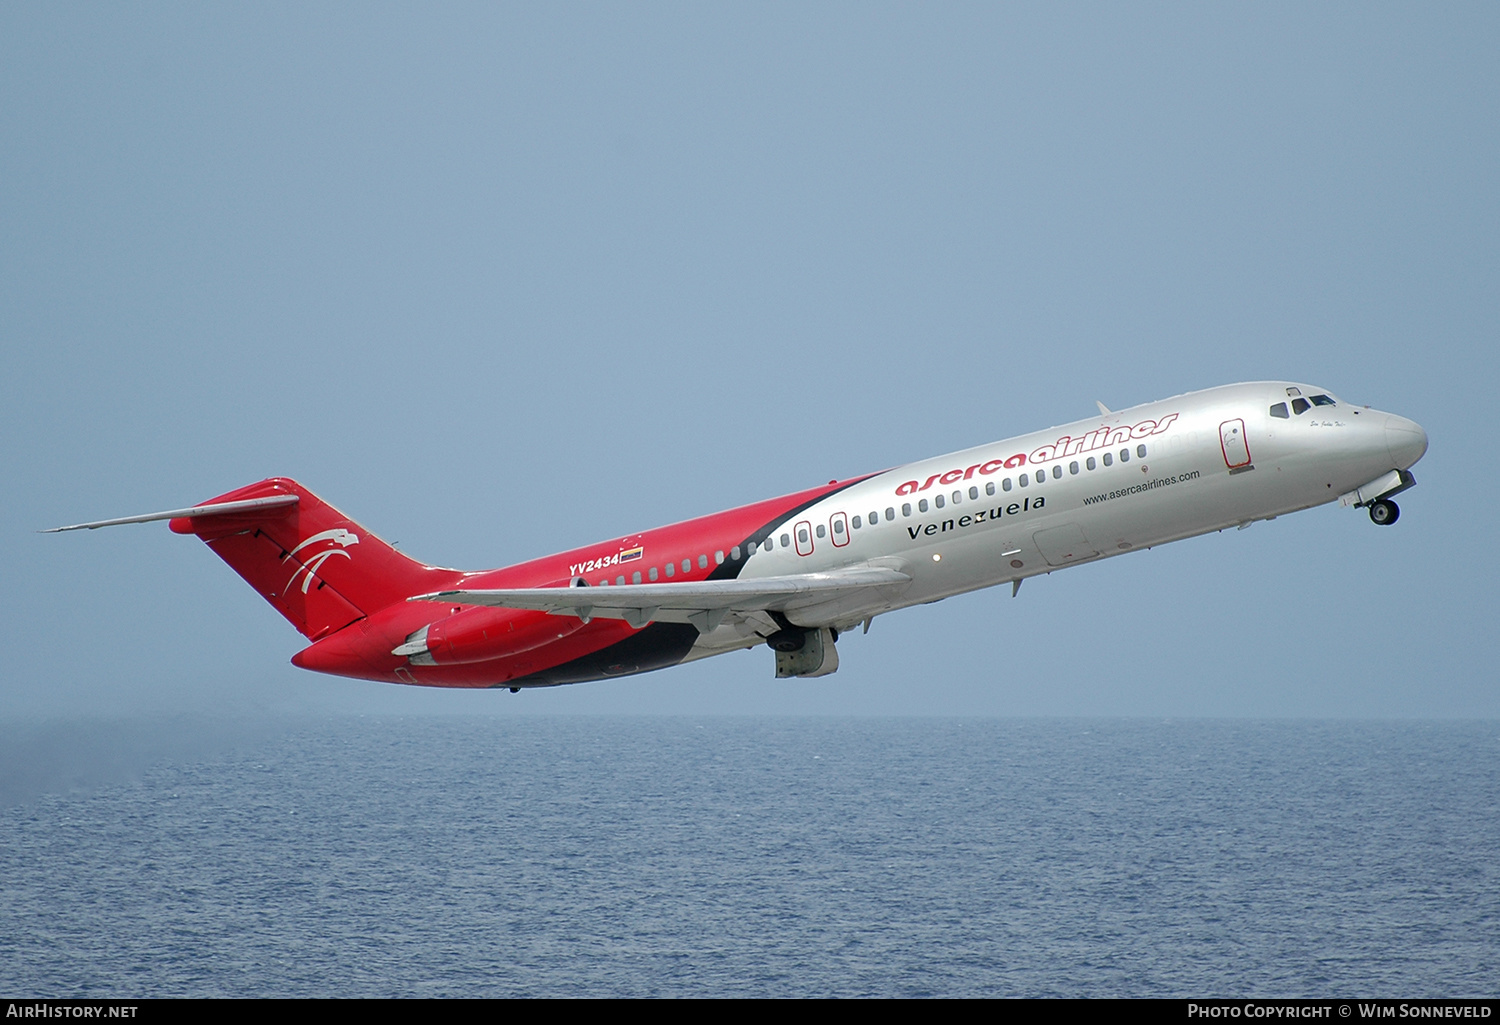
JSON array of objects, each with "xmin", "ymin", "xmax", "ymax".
[{"xmin": 46, "ymin": 382, "xmax": 1427, "ymax": 690}]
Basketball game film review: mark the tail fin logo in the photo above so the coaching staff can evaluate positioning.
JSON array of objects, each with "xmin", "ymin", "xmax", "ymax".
[{"xmin": 286, "ymin": 528, "xmax": 360, "ymax": 594}]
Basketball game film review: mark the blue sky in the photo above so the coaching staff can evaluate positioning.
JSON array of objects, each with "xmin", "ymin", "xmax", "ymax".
[{"xmin": 3, "ymin": 3, "xmax": 1496, "ymax": 718}]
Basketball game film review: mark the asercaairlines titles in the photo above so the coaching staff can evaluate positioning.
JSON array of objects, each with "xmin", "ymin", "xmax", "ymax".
[{"xmin": 896, "ymin": 413, "xmax": 1180, "ymax": 494}]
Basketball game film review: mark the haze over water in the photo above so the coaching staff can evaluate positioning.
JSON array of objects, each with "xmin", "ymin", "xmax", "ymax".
[{"xmin": 3, "ymin": 715, "xmax": 1494, "ymax": 998}]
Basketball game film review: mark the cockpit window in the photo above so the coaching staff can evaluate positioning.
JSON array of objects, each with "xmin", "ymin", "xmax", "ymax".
[
  {"xmin": 1310, "ymin": 394, "xmax": 1336, "ymax": 406},
  {"xmin": 1270, "ymin": 402, "xmax": 1289, "ymax": 418},
  {"xmin": 1291, "ymin": 397, "xmax": 1310, "ymax": 415},
  {"xmin": 1286, "ymin": 387, "xmax": 1302, "ymax": 397}
]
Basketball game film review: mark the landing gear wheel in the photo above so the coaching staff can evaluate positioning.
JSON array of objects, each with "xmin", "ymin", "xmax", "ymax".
[
  {"xmin": 1368, "ymin": 499, "xmax": 1399, "ymax": 526},
  {"xmin": 766, "ymin": 629, "xmax": 806, "ymax": 653}
]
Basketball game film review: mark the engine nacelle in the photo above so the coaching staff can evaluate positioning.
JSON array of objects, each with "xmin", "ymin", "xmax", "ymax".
[{"xmin": 393, "ymin": 605, "xmax": 584, "ymax": 666}]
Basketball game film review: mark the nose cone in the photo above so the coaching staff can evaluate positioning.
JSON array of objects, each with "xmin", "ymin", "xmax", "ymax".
[{"xmin": 1385, "ymin": 414, "xmax": 1428, "ymax": 469}]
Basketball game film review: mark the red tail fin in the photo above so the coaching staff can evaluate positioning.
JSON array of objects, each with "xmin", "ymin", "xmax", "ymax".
[{"xmin": 170, "ymin": 478, "xmax": 462, "ymax": 641}]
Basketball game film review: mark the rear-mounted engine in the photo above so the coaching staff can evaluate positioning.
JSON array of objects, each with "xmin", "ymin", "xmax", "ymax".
[{"xmin": 392, "ymin": 606, "xmax": 585, "ymax": 666}]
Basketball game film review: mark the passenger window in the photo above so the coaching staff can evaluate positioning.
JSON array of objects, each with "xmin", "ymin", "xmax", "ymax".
[
  {"xmin": 815, "ymin": 524, "xmax": 826, "ymax": 538},
  {"xmin": 951, "ymin": 490, "xmax": 962, "ymax": 504},
  {"xmin": 969, "ymin": 486, "xmax": 979, "ymax": 500},
  {"xmin": 1136, "ymin": 444, "xmax": 1146, "ymax": 458},
  {"xmin": 1120, "ymin": 449, "xmax": 1129, "ymax": 462},
  {"xmin": 985, "ymin": 482, "xmax": 995, "ymax": 496},
  {"xmin": 796, "ymin": 529, "xmax": 808, "ymax": 545},
  {"xmin": 1086, "ymin": 457, "xmax": 1096, "ymax": 470},
  {"xmin": 832, "ymin": 520, "xmax": 844, "ymax": 535},
  {"xmin": 683, "ymin": 558, "xmax": 693, "ymax": 572},
  {"xmin": 616, "ymin": 575, "xmax": 626, "ymax": 585},
  {"xmin": 919, "ymin": 499, "xmax": 929, "ymax": 513},
  {"xmin": 665, "ymin": 561, "xmax": 675, "ymax": 577},
  {"xmin": 699, "ymin": 554, "xmax": 709, "ymax": 569},
  {"xmin": 779, "ymin": 535, "xmax": 789, "ymax": 549},
  {"xmin": 649, "ymin": 567, "xmax": 658, "ymax": 581},
  {"xmin": 1270, "ymin": 403, "xmax": 1289, "ymax": 418},
  {"xmin": 852, "ymin": 516, "xmax": 862, "ymax": 529},
  {"xmin": 732, "ymin": 545, "xmax": 741, "ymax": 560},
  {"xmin": 902, "ymin": 503, "xmax": 911, "ymax": 517},
  {"xmin": 1311, "ymin": 394, "xmax": 1336, "ymax": 406},
  {"xmin": 1069, "ymin": 461, "xmax": 1079, "ymax": 475},
  {"xmin": 887, "ymin": 507, "xmax": 897, "ymax": 520},
  {"xmin": 715, "ymin": 550, "xmax": 725, "ymax": 564},
  {"xmin": 1002, "ymin": 478, "xmax": 1012, "ymax": 491},
  {"xmin": 1103, "ymin": 453, "xmax": 1113, "ymax": 466},
  {"xmin": 632, "ymin": 571, "xmax": 641, "ymax": 584},
  {"xmin": 1019, "ymin": 473, "xmax": 1029, "ymax": 487},
  {"xmin": 935, "ymin": 494, "xmax": 946, "ymax": 509},
  {"xmin": 1052, "ymin": 465, "xmax": 1062, "ymax": 479},
  {"xmin": 1292, "ymin": 397, "xmax": 1310, "ymax": 415}
]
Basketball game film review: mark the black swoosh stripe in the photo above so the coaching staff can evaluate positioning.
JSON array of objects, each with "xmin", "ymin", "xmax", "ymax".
[{"xmin": 504, "ymin": 474, "xmax": 877, "ymax": 687}]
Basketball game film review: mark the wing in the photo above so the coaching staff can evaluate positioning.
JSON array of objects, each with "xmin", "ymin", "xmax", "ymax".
[{"xmin": 411, "ymin": 565, "xmax": 912, "ymax": 632}]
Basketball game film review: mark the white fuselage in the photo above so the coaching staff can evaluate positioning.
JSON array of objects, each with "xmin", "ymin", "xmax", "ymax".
[{"xmin": 686, "ymin": 381, "xmax": 1425, "ymax": 657}]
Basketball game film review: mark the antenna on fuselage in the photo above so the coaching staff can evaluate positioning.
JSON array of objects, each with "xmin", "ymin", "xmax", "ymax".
[{"xmin": 1095, "ymin": 400, "xmax": 1111, "ymax": 415}]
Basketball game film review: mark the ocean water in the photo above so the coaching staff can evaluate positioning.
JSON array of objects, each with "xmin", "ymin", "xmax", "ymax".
[{"xmin": 1, "ymin": 716, "xmax": 1495, "ymax": 998}]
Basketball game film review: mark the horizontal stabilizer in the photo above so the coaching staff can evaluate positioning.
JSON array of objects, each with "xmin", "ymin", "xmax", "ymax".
[
  {"xmin": 411, "ymin": 565, "xmax": 911, "ymax": 631},
  {"xmin": 41, "ymin": 495, "xmax": 300, "ymax": 533}
]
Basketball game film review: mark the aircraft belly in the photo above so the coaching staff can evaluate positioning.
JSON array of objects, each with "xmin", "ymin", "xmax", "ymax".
[{"xmin": 506, "ymin": 621, "xmax": 700, "ymax": 687}]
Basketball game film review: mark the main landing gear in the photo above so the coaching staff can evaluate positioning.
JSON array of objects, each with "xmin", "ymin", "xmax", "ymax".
[
  {"xmin": 766, "ymin": 627, "xmax": 806, "ymax": 653},
  {"xmin": 764, "ymin": 613, "xmax": 841, "ymax": 678},
  {"xmin": 1368, "ymin": 499, "xmax": 1399, "ymax": 526}
]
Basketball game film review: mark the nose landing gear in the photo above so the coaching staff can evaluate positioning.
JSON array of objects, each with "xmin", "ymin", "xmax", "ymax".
[
  {"xmin": 1342, "ymin": 471, "xmax": 1414, "ymax": 526},
  {"xmin": 1368, "ymin": 499, "xmax": 1399, "ymax": 526}
]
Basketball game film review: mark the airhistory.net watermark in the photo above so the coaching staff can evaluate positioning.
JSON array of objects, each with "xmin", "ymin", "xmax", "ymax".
[{"xmin": 6, "ymin": 1007, "xmax": 136, "ymax": 1019}]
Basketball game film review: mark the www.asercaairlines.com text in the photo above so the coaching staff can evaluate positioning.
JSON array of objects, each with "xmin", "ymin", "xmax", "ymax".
[{"xmin": 1082, "ymin": 470, "xmax": 1202, "ymax": 506}]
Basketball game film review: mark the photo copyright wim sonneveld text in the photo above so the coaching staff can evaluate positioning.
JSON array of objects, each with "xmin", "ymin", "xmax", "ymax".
[{"xmin": 1189, "ymin": 1006, "xmax": 1492, "ymax": 1020}]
